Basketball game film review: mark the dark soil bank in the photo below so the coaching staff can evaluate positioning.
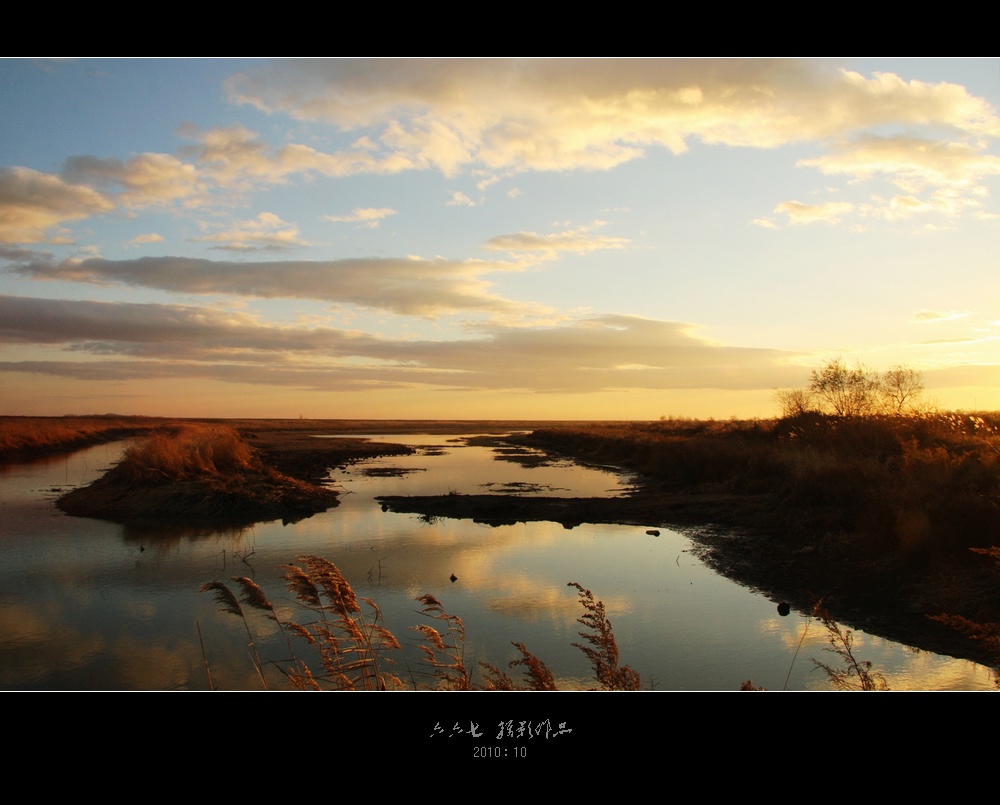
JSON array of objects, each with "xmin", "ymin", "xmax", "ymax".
[
  {"xmin": 376, "ymin": 486, "xmax": 998, "ymax": 667},
  {"xmin": 378, "ymin": 422, "xmax": 1000, "ymax": 672},
  {"xmin": 50, "ymin": 418, "xmax": 1000, "ymax": 671},
  {"xmin": 56, "ymin": 426, "xmax": 415, "ymax": 526},
  {"xmin": 58, "ymin": 463, "xmax": 341, "ymax": 526},
  {"xmin": 243, "ymin": 430, "xmax": 415, "ymax": 485}
]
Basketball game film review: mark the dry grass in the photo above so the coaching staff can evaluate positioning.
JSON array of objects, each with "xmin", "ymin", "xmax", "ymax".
[
  {"xmin": 524, "ymin": 413, "xmax": 1000, "ymax": 642},
  {"xmin": 526, "ymin": 412, "xmax": 1000, "ymax": 555},
  {"xmin": 0, "ymin": 414, "xmax": 579, "ymax": 464},
  {"xmin": 59, "ymin": 423, "xmax": 339, "ymax": 523},
  {"xmin": 930, "ymin": 548, "xmax": 1000, "ymax": 684},
  {"xmin": 202, "ymin": 556, "xmax": 403, "ymax": 690},
  {"xmin": 743, "ymin": 603, "xmax": 892, "ymax": 692},
  {"xmin": 412, "ymin": 593, "xmax": 471, "ymax": 690},
  {"xmin": 810, "ymin": 607, "xmax": 889, "ymax": 691},
  {"xmin": 119, "ymin": 424, "xmax": 257, "ymax": 482},
  {"xmin": 202, "ymin": 557, "xmax": 641, "ymax": 691},
  {"xmin": 0, "ymin": 415, "xmax": 156, "ymax": 461},
  {"xmin": 568, "ymin": 582, "xmax": 642, "ymax": 691},
  {"xmin": 481, "ymin": 643, "xmax": 558, "ymax": 691}
]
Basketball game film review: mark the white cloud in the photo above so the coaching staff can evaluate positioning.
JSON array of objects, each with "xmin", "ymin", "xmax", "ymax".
[
  {"xmin": 865, "ymin": 194, "xmax": 935, "ymax": 220},
  {"xmin": 0, "ymin": 296, "xmax": 803, "ymax": 393},
  {"xmin": 484, "ymin": 224, "xmax": 629, "ymax": 255},
  {"xmin": 446, "ymin": 191, "xmax": 475, "ymax": 207},
  {"xmin": 8, "ymin": 253, "xmax": 534, "ymax": 317},
  {"xmin": 774, "ymin": 200, "xmax": 855, "ymax": 225},
  {"xmin": 323, "ymin": 207, "xmax": 397, "ymax": 228},
  {"xmin": 224, "ymin": 59, "xmax": 1000, "ymax": 185},
  {"xmin": 13, "ymin": 61, "xmax": 995, "ymax": 244},
  {"xmin": 0, "ymin": 167, "xmax": 115, "ymax": 244},
  {"xmin": 799, "ymin": 135, "xmax": 1000, "ymax": 191},
  {"xmin": 190, "ymin": 212, "xmax": 310, "ymax": 251},
  {"xmin": 62, "ymin": 153, "xmax": 205, "ymax": 208},
  {"xmin": 914, "ymin": 309, "xmax": 971, "ymax": 322},
  {"xmin": 130, "ymin": 233, "xmax": 164, "ymax": 245},
  {"xmin": 177, "ymin": 123, "xmax": 395, "ymax": 186}
]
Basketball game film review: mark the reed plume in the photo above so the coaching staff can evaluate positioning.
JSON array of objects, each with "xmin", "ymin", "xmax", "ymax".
[
  {"xmin": 568, "ymin": 582, "xmax": 641, "ymax": 691},
  {"xmin": 412, "ymin": 593, "xmax": 470, "ymax": 690},
  {"xmin": 201, "ymin": 557, "xmax": 641, "ymax": 691},
  {"xmin": 480, "ymin": 642, "xmax": 558, "ymax": 691},
  {"xmin": 200, "ymin": 579, "xmax": 268, "ymax": 689}
]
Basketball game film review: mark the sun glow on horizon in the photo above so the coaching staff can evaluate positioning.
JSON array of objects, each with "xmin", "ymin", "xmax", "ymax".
[{"xmin": 1, "ymin": 58, "xmax": 998, "ymax": 417}]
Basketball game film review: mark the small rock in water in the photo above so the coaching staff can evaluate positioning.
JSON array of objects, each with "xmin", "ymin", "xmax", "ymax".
[
  {"xmin": 449, "ymin": 573, "xmax": 458, "ymax": 583},
  {"xmin": 777, "ymin": 602, "xmax": 791, "ymax": 617},
  {"xmin": 646, "ymin": 529, "xmax": 660, "ymax": 537}
]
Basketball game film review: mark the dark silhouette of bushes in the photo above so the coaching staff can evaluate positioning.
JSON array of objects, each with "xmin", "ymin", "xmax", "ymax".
[
  {"xmin": 777, "ymin": 359, "xmax": 926, "ymax": 418},
  {"xmin": 525, "ymin": 412, "xmax": 1000, "ymax": 557}
]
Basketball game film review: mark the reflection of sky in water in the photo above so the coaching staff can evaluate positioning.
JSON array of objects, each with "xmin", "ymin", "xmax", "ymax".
[
  {"xmin": 318, "ymin": 434, "xmax": 633, "ymax": 500},
  {"xmin": 0, "ymin": 437, "xmax": 994, "ymax": 690}
]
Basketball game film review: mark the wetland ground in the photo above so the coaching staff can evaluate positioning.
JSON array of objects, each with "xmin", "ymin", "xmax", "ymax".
[{"xmin": 7, "ymin": 414, "xmax": 1000, "ymax": 678}]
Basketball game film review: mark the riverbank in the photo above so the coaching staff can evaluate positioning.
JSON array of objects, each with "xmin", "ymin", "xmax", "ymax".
[
  {"xmin": 52, "ymin": 421, "xmax": 509, "ymax": 525},
  {"xmin": 28, "ymin": 414, "xmax": 1000, "ymax": 671},
  {"xmin": 0, "ymin": 415, "xmax": 158, "ymax": 463},
  {"xmin": 376, "ymin": 485, "xmax": 1000, "ymax": 667},
  {"xmin": 379, "ymin": 417, "xmax": 1000, "ymax": 671}
]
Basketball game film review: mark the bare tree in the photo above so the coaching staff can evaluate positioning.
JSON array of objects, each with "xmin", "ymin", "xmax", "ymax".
[
  {"xmin": 777, "ymin": 359, "xmax": 925, "ymax": 418},
  {"xmin": 809, "ymin": 359, "xmax": 883, "ymax": 416},
  {"xmin": 775, "ymin": 387, "xmax": 816, "ymax": 417},
  {"xmin": 881, "ymin": 365, "xmax": 924, "ymax": 414}
]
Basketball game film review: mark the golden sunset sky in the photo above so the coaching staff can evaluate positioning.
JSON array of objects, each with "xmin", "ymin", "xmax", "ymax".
[{"xmin": 2, "ymin": 58, "xmax": 998, "ymax": 419}]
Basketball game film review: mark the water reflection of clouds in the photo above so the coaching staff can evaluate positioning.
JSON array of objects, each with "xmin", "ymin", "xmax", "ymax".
[
  {"xmin": 110, "ymin": 638, "xmax": 196, "ymax": 690},
  {"xmin": 758, "ymin": 616, "xmax": 996, "ymax": 691},
  {"xmin": 9, "ymin": 437, "xmax": 997, "ymax": 690},
  {"xmin": 0, "ymin": 603, "xmax": 106, "ymax": 687}
]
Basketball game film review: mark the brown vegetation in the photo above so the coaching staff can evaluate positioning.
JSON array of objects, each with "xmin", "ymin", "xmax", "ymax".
[
  {"xmin": 59, "ymin": 424, "xmax": 339, "ymax": 524},
  {"xmin": 931, "ymin": 547, "xmax": 1000, "ymax": 684},
  {"xmin": 523, "ymin": 412, "xmax": 1000, "ymax": 556},
  {"xmin": 202, "ymin": 556, "xmax": 640, "ymax": 691},
  {"xmin": 776, "ymin": 358, "xmax": 927, "ymax": 417},
  {"xmin": 811, "ymin": 606, "xmax": 890, "ymax": 691},
  {"xmin": 14, "ymin": 412, "xmax": 1000, "ymax": 675},
  {"xmin": 515, "ymin": 412, "xmax": 1000, "ymax": 666},
  {"xmin": 119, "ymin": 424, "xmax": 257, "ymax": 481},
  {"xmin": 0, "ymin": 415, "xmax": 156, "ymax": 462}
]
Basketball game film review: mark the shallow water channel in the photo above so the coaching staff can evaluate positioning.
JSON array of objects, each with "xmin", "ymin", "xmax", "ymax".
[{"xmin": 0, "ymin": 433, "xmax": 994, "ymax": 690}]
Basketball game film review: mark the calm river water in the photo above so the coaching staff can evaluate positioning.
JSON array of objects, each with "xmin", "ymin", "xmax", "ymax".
[{"xmin": 0, "ymin": 433, "xmax": 994, "ymax": 690}]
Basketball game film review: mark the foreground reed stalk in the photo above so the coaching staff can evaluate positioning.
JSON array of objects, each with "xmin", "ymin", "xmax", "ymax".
[
  {"xmin": 203, "ymin": 555, "xmax": 905, "ymax": 690},
  {"xmin": 201, "ymin": 556, "xmax": 642, "ymax": 691}
]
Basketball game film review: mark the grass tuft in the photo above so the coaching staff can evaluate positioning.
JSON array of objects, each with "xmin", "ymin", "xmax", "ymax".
[{"xmin": 120, "ymin": 424, "xmax": 256, "ymax": 483}]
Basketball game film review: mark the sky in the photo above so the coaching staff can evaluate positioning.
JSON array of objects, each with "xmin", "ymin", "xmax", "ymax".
[{"xmin": 1, "ymin": 57, "xmax": 999, "ymax": 420}]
